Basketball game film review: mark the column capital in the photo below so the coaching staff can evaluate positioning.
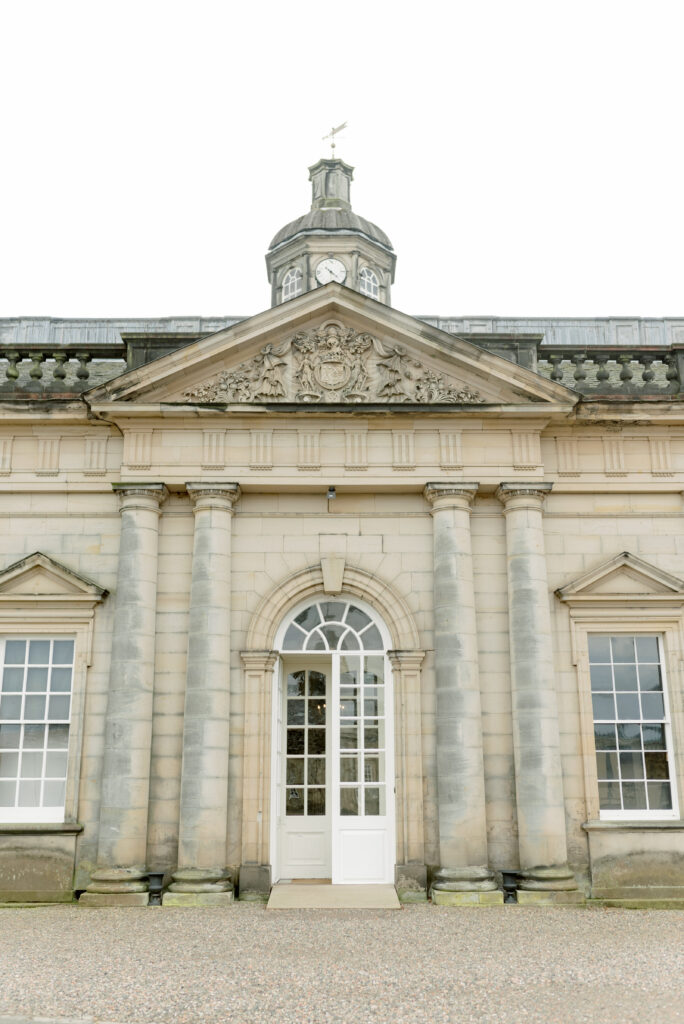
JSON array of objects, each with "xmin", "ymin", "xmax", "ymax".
[
  {"xmin": 241, "ymin": 649, "xmax": 278, "ymax": 672},
  {"xmin": 387, "ymin": 649, "xmax": 425, "ymax": 672},
  {"xmin": 112, "ymin": 483, "xmax": 168, "ymax": 513},
  {"xmin": 424, "ymin": 482, "xmax": 479, "ymax": 511},
  {"xmin": 186, "ymin": 483, "xmax": 240, "ymax": 511},
  {"xmin": 496, "ymin": 481, "xmax": 553, "ymax": 509}
]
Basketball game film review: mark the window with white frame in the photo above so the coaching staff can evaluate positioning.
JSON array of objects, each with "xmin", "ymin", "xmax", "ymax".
[
  {"xmin": 0, "ymin": 637, "xmax": 74, "ymax": 822},
  {"xmin": 589, "ymin": 634, "xmax": 677, "ymax": 818},
  {"xmin": 359, "ymin": 267, "xmax": 380, "ymax": 299},
  {"xmin": 281, "ymin": 267, "xmax": 303, "ymax": 301}
]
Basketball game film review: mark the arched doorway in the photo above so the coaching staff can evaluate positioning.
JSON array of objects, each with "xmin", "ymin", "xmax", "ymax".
[{"xmin": 271, "ymin": 595, "xmax": 395, "ymax": 884}]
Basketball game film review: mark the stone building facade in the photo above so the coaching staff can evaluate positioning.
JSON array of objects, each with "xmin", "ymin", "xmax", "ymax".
[{"xmin": 1, "ymin": 160, "xmax": 684, "ymax": 906}]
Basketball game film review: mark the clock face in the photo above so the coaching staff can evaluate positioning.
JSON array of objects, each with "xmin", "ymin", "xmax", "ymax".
[{"xmin": 316, "ymin": 258, "xmax": 347, "ymax": 285}]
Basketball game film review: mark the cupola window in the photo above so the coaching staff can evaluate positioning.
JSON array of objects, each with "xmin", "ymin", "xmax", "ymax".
[
  {"xmin": 281, "ymin": 267, "xmax": 303, "ymax": 302},
  {"xmin": 359, "ymin": 267, "xmax": 380, "ymax": 299}
]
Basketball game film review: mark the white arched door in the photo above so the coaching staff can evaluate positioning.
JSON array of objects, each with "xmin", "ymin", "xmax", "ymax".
[{"xmin": 272, "ymin": 598, "xmax": 395, "ymax": 884}]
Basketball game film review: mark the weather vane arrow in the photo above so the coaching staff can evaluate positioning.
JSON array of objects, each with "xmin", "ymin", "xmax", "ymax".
[{"xmin": 322, "ymin": 121, "xmax": 347, "ymax": 157}]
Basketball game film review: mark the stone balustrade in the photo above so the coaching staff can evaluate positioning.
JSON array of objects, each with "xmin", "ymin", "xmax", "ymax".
[
  {"xmin": 1, "ymin": 341, "xmax": 684, "ymax": 399},
  {"xmin": 0, "ymin": 346, "xmax": 127, "ymax": 394},
  {"xmin": 536, "ymin": 347, "xmax": 683, "ymax": 396}
]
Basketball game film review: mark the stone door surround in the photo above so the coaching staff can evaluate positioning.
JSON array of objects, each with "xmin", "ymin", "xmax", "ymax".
[{"xmin": 239, "ymin": 562, "xmax": 425, "ymax": 895}]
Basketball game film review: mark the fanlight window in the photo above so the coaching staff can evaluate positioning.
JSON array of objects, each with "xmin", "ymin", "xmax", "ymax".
[
  {"xmin": 281, "ymin": 601, "xmax": 384, "ymax": 652},
  {"xmin": 359, "ymin": 267, "xmax": 380, "ymax": 299},
  {"xmin": 281, "ymin": 267, "xmax": 303, "ymax": 301}
]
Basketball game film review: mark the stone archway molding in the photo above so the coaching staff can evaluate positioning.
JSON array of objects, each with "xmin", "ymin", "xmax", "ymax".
[
  {"xmin": 245, "ymin": 561, "xmax": 420, "ymax": 651},
  {"xmin": 239, "ymin": 560, "xmax": 426, "ymax": 897}
]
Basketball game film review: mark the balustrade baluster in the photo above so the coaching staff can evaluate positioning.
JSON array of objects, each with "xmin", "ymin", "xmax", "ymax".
[
  {"xmin": 594, "ymin": 354, "xmax": 610, "ymax": 383},
  {"xmin": 665, "ymin": 353, "xmax": 680, "ymax": 388},
  {"xmin": 75, "ymin": 351, "xmax": 91, "ymax": 380},
  {"xmin": 28, "ymin": 352, "xmax": 44, "ymax": 380},
  {"xmin": 618, "ymin": 354, "xmax": 634, "ymax": 383},
  {"xmin": 548, "ymin": 354, "xmax": 564, "ymax": 381},
  {"xmin": 640, "ymin": 355, "xmax": 655, "ymax": 383},
  {"xmin": 571, "ymin": 353, "xmax": 587, "ymax": 382},
  {"xmin": 52, "ymin": 352, "xmax": 68, "ymax": 380},
  {"xmin": 5, "ymin": 351, "xmax": 20, "ymax": 380}
]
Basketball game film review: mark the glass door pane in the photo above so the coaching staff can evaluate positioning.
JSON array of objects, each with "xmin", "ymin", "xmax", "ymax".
[
  {"xmin": 285, "ymin": 669, "xmax": 327, "ymax": 817},
  {"xmin": 337, "ymin": 654, "xmax": 386, "ymax": 816}
]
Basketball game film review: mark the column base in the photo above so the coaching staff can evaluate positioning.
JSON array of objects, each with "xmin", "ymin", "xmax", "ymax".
[
  {"xmin": 518, "ymin": 865, "xmax": 579, "ymax": 891},
  {"xmin": 431, "ymin": 865, "xmax": 498, "ymax": 892},
  {"xmin": 433, "ymin": 889, "xmax": 504, "ymax": 907},
  {"xmin": 168, "ymin": 867, "xmax": 232, "ymax": 894},
  {"xmin": 80, "ymin": 891, "xmax": 149, "ymax": 907},
  {"xmin": 84, "ymin": 867, "xmax": 148, "ymax": 896},
  {"xmin": 516, "ymin": 889, "xmax": 586, "ymax": 906},
  {"xmin": 162, "ymin": 891, "xmax": 234, "ymax": 907}
]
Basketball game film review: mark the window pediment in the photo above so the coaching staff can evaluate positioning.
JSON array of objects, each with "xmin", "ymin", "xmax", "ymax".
[
  {"xmin": 557, "ymin": 552, "xmax": 684, "ymax": 610},
  {"xmin": 0, "ymin": 553, "xmax": 107, "ymax": 607}
]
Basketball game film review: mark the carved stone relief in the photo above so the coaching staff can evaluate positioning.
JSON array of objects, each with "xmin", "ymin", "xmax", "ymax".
[{"xmin": 183, "ymin": 320, "xmax": 484, "ymax": 405}]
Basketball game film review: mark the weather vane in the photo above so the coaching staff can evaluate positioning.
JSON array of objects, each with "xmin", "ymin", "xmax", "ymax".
[{"xmin": 322, "ymin": 121, "xmax": 347, "ymax": 157}]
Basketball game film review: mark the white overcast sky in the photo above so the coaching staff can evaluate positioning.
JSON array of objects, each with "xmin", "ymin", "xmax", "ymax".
[{"xmin": 1, "ymin": 0, "xmax": 682, "ymax": 320}]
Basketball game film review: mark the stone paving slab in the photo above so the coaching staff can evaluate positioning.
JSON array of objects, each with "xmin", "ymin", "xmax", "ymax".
[
  {"xmin": 0, "ymin": 904, "xmax": 683, "ymax": 1024},
  {"xmin": 267, "ymin": 883, "xmax": 400, "ymax": 909}
]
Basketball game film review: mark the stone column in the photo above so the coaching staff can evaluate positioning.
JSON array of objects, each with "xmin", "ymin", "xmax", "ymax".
[
  {"xmin": 497, "ymin": 483, "xmax": 580, "ymax": 902},
  {"xmin": 424, "ymin": 483, "xmax": 500, "ymax": 905},
  {"xmin": 388, "ymin": 650, "xmax": 427, "ymax": 901},
  {"xmin": 82, "ymin": 484, "xmax": 167, "ymax": 906},
  {"xmin": 164, "ymin": 483, "xmax": 239, "ymax": 907}
]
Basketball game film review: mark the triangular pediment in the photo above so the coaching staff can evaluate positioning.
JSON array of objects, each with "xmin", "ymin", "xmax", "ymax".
[
  {"xmin": 86, "ymin": 286, "xmax": 576, "ymax": 410},
  {"xmin": 556, "ymin": 552, "xmax": 684, "ymax": 602},
  {"xmin": 0, "ymin": 552, "xmax": 107, "ymax": 601}
]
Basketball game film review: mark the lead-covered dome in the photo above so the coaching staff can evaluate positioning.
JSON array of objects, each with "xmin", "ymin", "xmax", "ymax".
[
  {"xmin": 269, "ymin": 208, "xmax": 393, "ymax": 251},
  {"xmin": 268, "ymin": 159, "xmax": 393, "ymax": 253}
]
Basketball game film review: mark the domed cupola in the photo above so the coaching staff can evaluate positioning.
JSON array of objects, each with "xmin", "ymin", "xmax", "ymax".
[{"xmin": 266, "ymin": 159, "xmax": 396, "ymax": 306}]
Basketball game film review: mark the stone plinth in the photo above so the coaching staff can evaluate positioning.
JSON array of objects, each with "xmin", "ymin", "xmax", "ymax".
[
  {"xmin": 80, "ymin": 892, "xmax": 150, "ymax": 907},
  {"xmin": 0, "ymin": 824, "xmax": 82, "ymax": 902},
  {"xmin": 516, "ymin": 889, "xmax": 586, "ymax": 906},
  {"xmin": 162, "ymin": 890, "xmax": 234, "ymax": 907},
  {"xmin": 432, "ymin": 889, "xmax": 505, "ymax": 906}
]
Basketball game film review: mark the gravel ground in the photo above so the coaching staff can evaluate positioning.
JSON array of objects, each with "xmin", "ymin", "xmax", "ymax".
[{"xmin": 0, "ymin": 904, "xmax": 682, "ymax": 1024}]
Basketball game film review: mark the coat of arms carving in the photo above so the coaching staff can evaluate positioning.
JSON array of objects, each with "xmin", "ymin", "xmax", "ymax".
[{"xmin": 183, "ymin": 320, "xmax": 484, "ymax": 405}]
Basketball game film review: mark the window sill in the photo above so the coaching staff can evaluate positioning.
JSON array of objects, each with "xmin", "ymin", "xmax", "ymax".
[
  {"xmin": 0, "ymin": 822, "xmax": 83, "ymax": 835},
  {"xmin": 584, "ymin": 819, "xmax": 684, "ymax": 832}
]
